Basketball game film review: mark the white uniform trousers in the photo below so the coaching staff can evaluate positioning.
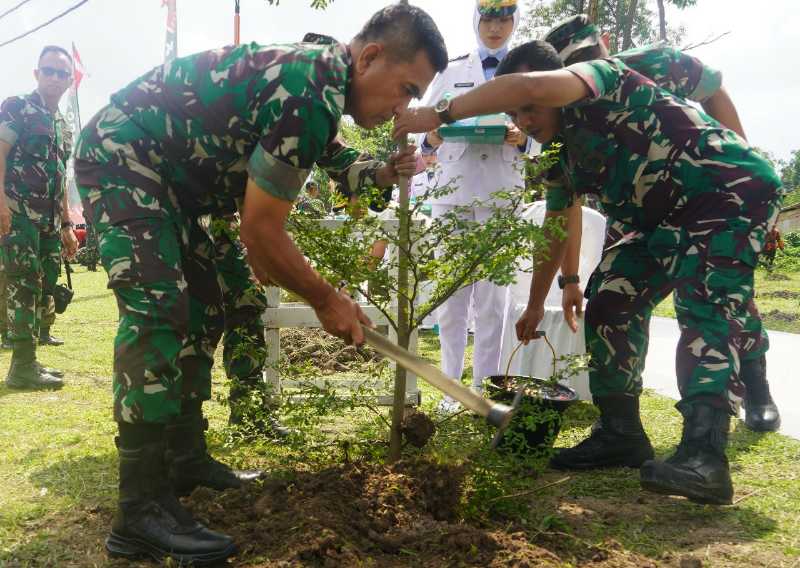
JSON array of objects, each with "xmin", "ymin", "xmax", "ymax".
[{"xmin": 431, "ymin": 204, "xmax": 506, "ymax": 386}]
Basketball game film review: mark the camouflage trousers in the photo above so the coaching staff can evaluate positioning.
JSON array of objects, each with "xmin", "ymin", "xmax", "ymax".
[
  {"xmin": 205, "ymin": 216, "xmax": 268, "ymax": 390},
  {"xmin": 0, "ymin": 261, "xmax": 6, "ymax": 336},
  {"xmin": 584, "ymin": 197, "xmax": 782, "ymax": 413},
  {"xmin": 77, "ymin": 177, "xmax": 227, "ymax": 424},
  {"xmin": 0, "ymin": 213, "xmax": 60, "ymax": 343}
]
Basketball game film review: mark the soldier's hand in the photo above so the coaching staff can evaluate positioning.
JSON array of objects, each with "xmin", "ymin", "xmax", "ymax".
[
  {"xmin": 561, "ymin": 284, "xmax": 584, "ymax": 333},
  {"xmin": 505, "ymin": 124, "xmax": 526, "ymax": 146},
  {"xmin": 393, "ymin": 107, "xmax": 441, "ymax": 140},
  {"xmin": 0, "ymin": 201, "xmax": 10, "ymax": 237},
  {"xmin": 426, "ymin": 129, "xmax": 444, "ymax": 148},
  {"xmin": 61, "ymin": 228, "xmax": 79, "ymax": 259},
  {"xmin": 516, "ymin": 304, "xmax": 545, "ymax": 345},
  {"xmin": 387, "ymin": 145, "xmax": 418, "ymax": 179},
  {"xmin": 314, "ymin": 288, "xmax": 373, "ymax": 346}
]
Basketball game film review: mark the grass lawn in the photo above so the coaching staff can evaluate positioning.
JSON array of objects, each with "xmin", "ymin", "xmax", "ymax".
[
  {"xmin": 1, "ymin": 266, "xmax": 799, "ymax": 567},
  {"xmin": 654, "ymin": 269, "xmax": 800, "ymax": 334}
]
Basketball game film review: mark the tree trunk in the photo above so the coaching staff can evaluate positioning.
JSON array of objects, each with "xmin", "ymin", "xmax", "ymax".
[
  {"xmin": 657, "ymin": 0, "xmax": 667, "ymax": 41},
  {"xmin": 621, "ymin": 0, "xmax": 639, "ymax": 50},
  {"xmin": 388, "ymin": 135, "xmax": 411, "ymax": 462},
  {"xmin": 587, "ymin": 0, "xmax": 599, "ymax": 23}
]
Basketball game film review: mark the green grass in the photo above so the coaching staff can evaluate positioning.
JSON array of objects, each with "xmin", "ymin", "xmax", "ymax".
[
  {"xmin": 654, "ymin": 269, "xmax": 800, "ymax": 333},
  {"xmin": 1, "ymin": 266, "xmax": 799, "ymax": 566}
]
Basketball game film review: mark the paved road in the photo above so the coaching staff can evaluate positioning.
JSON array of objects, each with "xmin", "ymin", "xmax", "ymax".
[{"xmin": 643, "ymin": 317, "xmax": 798, "ymax": 440}]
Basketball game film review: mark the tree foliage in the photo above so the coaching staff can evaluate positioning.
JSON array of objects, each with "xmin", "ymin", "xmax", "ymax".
[
  {"xmin": 516, "ymin": 0, "xmax": 697, "ymax": 52},
  {"xmin": 781, "ymin": 149, "xmax": 800, "ymax": 208}
]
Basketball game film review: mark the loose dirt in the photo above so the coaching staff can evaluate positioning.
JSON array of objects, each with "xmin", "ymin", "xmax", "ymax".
[
  {"xmin": 280, "ymin": 328, "xmax": 382, "ymax": 374},
  {"xmin": 187, "ymin": 460, "xmax": 562, "ymax": 567}
]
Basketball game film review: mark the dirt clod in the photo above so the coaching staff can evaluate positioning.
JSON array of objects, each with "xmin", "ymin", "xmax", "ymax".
[{"xmin": 401, "ymin": 410, "xmax": 436, "ymax": 448}]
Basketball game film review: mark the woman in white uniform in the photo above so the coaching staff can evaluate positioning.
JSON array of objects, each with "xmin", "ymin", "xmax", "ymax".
[{"xmin": 420, "ymin": 0, "xmax": 529, "ymax": 411}]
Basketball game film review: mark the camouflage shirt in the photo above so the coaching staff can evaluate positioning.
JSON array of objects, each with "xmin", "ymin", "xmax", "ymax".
[
  {"xmin": 75, "ymin": 41, "xmax": 382, "ymax": 215},
  {"xmin": 0, "ymin": 90, "xmax": 72, "ymax": 227},
  {"xmin": 544, "ymin": 54, "xmax": 782, "ymax": 241}
]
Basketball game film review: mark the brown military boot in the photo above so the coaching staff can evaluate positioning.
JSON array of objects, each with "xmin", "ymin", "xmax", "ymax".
[{"xmin": 5, "ymin": 341, "xmax": 63, "ymax": 390}]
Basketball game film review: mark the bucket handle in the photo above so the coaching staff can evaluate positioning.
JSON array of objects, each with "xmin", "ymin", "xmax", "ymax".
[{"xmin": 504, "ymin": 331, "xmax": 558, "ymax": 386}]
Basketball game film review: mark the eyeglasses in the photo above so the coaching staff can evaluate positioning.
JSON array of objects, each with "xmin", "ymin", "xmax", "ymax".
[{"xmin": 39, "ymin": 66, "xmax": 72, "ymax": 80}]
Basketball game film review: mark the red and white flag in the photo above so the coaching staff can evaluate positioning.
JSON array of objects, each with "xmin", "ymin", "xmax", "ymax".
[
  {"xmin": 71, "ymin": 42, "xmax": 86, "ymax": 91},
  {"xmin": 162, "ymin": 0, "xmax": 178, "ymax": 62}
]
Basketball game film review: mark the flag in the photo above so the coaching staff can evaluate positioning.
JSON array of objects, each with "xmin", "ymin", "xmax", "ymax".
[
  {"xmin": 71, "ymin": 42, "xmax": 86, "ymax": 91},
  {"xmin": 162, "ymin": 0, "xmax": 178, "ymax": 62}
]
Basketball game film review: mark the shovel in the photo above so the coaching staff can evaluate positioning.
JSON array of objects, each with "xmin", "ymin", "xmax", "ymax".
[{"xmin": 361, "ymin": 326, "xmax": 520, "ymax": 440}]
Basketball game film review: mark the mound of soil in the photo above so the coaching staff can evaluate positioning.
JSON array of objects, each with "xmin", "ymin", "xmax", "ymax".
[
  {"xmin": 280, "ymin": 328, "xmax": 383, "ymax": 374},
  {"xmin": 187, "ymin": 460, "xmax": 561, "ymax": 567},
  {"xmin": 761, "ymin": 290, "xmax": 800, "ymax": 300},
  {"xmin": 764, "ymin": 309, "xmax": 800, "ymax": 323}
]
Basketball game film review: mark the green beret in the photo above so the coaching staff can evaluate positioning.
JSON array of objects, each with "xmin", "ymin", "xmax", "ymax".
[{"xmin": 544, "ymin": 14, "xmax": 601, "ymax": 64}]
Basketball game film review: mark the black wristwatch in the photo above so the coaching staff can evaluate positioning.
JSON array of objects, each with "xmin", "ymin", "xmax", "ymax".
[
  {"xmin": 558, "ymin": 274, "xmax": 580, "ymax": 289},
  {"xmin": 434, "ymin": 97, "xmax": 456, "ymax": 125}
]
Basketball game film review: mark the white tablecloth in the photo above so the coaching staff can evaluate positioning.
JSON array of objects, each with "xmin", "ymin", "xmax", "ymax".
[{"xmin": 500, "ymin": 300, "xmax": 591, "ymax": 401}]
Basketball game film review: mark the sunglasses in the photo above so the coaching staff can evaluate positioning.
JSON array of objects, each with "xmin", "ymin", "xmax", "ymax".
[{"xmin": 39, "ymin": 66, "xmax": 72, "ymax": 80}]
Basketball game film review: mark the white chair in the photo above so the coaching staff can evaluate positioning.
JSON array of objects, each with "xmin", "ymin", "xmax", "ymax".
[{"xmin": 499, "ymin": 202, "xmax": 606, "ymax": 400}]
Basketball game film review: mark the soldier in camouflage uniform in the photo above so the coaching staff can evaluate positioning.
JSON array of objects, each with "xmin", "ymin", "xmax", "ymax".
[
  {"xmin": 74, "ymin": 5, "xmax": 447, "ymax": 563},
  {"xmin": 393, "ymin": 38, "xmax": 783, "ymax": 505},
  {"xmin": 0, "ymin": 46, "xmax": 79, "ymax": 390},
  {"xmin": 545, "ymin": 15, "xmax": 781, "ymax": 435}
]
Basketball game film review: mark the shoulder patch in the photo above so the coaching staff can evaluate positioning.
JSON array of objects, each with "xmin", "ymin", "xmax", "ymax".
[{"xmin": 449, "ymin": 53, "xmax": 469, "ymax": 62}]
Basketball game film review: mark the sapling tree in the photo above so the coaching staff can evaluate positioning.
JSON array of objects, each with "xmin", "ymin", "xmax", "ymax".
[{"xmin": 289, "ymin": 143, "xmax": 563, "ymax": 461}]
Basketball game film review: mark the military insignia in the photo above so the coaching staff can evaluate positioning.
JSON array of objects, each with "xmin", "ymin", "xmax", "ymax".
[{"xmin": 454, "ymin": 82, "xmax": 475, "ymax": 88}]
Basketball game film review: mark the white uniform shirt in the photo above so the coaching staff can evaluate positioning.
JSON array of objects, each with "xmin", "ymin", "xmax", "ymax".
[{"xmin": 420, "ymin": 50, "xmax": 526, "ymax": 207}]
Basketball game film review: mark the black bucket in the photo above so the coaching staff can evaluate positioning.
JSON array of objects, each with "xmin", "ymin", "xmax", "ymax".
[{"xmin": 486, "ymin": 375, "xmax": 577, "ymax": 453}]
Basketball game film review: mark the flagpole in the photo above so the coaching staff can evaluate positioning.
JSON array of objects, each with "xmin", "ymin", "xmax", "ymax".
[{"xmin": 234, "ymin": 0, "xmax": 241, "ymax": 46}]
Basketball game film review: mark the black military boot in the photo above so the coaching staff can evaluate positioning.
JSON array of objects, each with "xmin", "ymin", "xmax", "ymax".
[
  {"xmin": 550, "ymin": 395, "xmax": 654, "ymax": 470},
  {"xmin": 741, "ymin": 355, "xmax": 781, "ymax": 432},
  {"xmin": 166, "ymin": 406, "xmax": 262, "ymax": 496},
  {"xmin": 640, "ymin": 399, "xmax": 733, "ymax": 505},
  {"xmin": 38, "ymin": 327, "xmax": 64, "ymax": 346},
  {"xmin": 106, "ymin": 437, "xmax": 237, "ymax": 564},
  {"xmin": 5, "ymin": 341, "xmax": 63, "ymax": 390}
]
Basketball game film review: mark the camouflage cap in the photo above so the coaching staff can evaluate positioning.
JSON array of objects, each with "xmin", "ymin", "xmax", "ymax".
[
  {"xmin": 544, "ymin": 14, "xmax": 601, "ymax": 64},
  {"xmin": 477, "ymin": 0, "xmax": 518, "ymax": 18}
]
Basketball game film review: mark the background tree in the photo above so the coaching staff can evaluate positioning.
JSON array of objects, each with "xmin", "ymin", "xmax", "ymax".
[
  {"xmin": 516, "ymin": 0, "xmax": 697, "ymax": 51},
  {"xmin": 781, "ymin": 149, "xmax": 800, "ymax": 207}
]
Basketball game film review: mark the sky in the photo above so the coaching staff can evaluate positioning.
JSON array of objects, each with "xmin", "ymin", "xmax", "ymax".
[{"xmin": 1, "ymin": 0, "xmax": 798, "ymax": 162}]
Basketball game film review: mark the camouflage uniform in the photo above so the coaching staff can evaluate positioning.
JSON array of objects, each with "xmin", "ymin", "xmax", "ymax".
[
  {"xmin": 0, "ymin": 91, "xmax": 70, "ymax": 344},
  {"xmin": 205, "ymin": 214, "xmax": 271, "ymax": 401},
  {"xmin": 543, "ymin": 55, "xmax": 783, "ymax": 412},
  {"xmin": 74, "ymin": 42, "xmax": 385, "ymax": 424}
]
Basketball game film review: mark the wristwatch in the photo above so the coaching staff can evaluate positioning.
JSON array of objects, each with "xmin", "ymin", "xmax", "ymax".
[
  {"xmin": 434, "ymin": 97, "xmax": 456, "ymax": 125},
  {"xmin": 558, "ymin": 274, "xmax": 580, "ymax": 289},
  {"xmin": 60, "ymin": 221, "xmax": 75, "ymax": 229}
]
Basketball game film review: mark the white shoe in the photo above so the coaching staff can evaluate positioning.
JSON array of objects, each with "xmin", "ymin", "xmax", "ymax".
[{"xmin": 436, "ymin": 397, "xmax": 461, "ymax": 415}]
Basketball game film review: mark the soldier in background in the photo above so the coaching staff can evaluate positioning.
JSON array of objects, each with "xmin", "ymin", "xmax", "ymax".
[{"xmin": 0, "ymin": 46, "xmax": 79, "ymax": 390}]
